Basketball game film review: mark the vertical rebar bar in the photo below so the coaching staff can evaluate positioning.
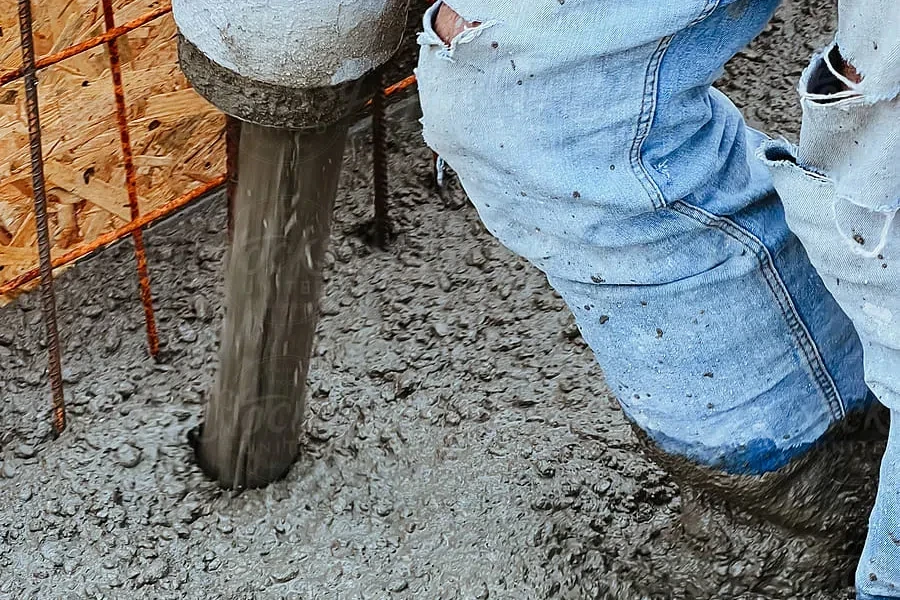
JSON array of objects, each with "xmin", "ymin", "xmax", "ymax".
[
  {"xmin": 101, "ymin": 0, "xmax": 159, "ymax": 357},
  {"xmin": 17, "ymin": 0, "xmax": 66, "ymax": 436},
  {"xmin": 371, "ymin": 72, "xmax": 389, "ymax": 247},
  {"xmin": 225, "ymin": 116, "xmax": 241, "ymax": 241}
]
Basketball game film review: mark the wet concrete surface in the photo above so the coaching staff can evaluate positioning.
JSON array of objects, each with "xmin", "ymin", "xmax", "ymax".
[{"xmin": 0, "ymin": 1, "xmax": 867, "ymax": 598}]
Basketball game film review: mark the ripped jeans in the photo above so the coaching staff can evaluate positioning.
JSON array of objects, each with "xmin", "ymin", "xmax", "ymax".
[{"xmin": 416, "ymin": 0, "xmax": 899, "ymax": 597}]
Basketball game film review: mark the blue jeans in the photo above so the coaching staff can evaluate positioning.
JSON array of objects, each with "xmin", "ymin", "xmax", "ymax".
[{"xmin": 416, "ymin": 0, "xmax": 899, "ymax": 597}]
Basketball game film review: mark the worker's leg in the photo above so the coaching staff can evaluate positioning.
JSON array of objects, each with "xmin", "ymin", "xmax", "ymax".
[
  {"xmin": 758, "ymin": 1, "xmax": 899, "ymax": 596},
  {"xmin": 417, "ymin": 0, "xmax": 878, "ymax": 536}
]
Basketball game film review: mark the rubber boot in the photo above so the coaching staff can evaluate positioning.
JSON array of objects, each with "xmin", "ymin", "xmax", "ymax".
[{"xmin": 628, "ymin": 404, "xmax": 888, "ymax": 599}]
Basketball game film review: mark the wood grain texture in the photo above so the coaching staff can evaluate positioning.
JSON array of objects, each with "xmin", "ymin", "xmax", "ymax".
[{"xmin": 0, "ymin": 0, "xmax": 224, "ymax": 303}]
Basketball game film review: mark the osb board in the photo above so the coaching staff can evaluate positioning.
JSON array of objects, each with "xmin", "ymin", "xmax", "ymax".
[{"xmin": 0, "ymin": 0, "xmax": 225, "ymax": 305}]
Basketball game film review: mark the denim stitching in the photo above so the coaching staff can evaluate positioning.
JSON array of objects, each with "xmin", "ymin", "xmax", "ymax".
[
  {"xmin": 629, "ymin": 37, "xmax": 672, "ymax": 211},
  {"xmin": 669, "ymin": 200, "xmax": 848, "ymax": 421},
  {"xmin": 688, "ymin": 0, "xmax": 722, "ymax": 26},
  {"xmin": 629, "ymin": 0, "xmax": 722, "ymax": 212},
  {"xmin": 633, "ymin": 0, "xmax": 847, "ymax": 420}
]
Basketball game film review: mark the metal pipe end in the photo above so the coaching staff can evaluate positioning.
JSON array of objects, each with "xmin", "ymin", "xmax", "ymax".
[{"xmin": 178, "ymin": 35, "xmax": 381, "ymax": 129}]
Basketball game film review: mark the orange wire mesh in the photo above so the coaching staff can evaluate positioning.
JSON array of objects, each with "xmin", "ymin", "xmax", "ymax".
[
  {"xmin": 0, "ymin": 4, "xmax": 418, "ymax": 296},
  {"xmin": 0, "ymin": 175, "xmax": 224, "ymax": 297},
  {"xmin": 0, "ymin": 5, "xmax": 173, "ymax": 87}
]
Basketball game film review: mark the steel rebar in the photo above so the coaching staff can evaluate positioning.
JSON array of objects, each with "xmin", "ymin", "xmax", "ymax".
[
  {"xmin": 101, "ymin": 0, "xmax": 160, "ymax": 357},
  {"xmin": 17, "ymin": 0, "xmax": 66, "ymax": 436}
]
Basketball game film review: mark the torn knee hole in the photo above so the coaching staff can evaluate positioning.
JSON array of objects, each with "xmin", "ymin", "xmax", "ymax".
[
  {"xmin": 433, "ymin": 4, "xmax": 481, "ymax": 45},
  {"xmin": 833, "ymin": 46, "xmax": 863, "ymax": 85},
  {"xmin": 807, "ymin": 46, "xmax": 863, "ymax": 102}
]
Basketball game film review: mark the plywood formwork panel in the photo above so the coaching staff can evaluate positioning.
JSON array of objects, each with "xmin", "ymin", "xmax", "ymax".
[{"xmin": 0, "ymin": 0, "xmax": 225, "ymax": 304}]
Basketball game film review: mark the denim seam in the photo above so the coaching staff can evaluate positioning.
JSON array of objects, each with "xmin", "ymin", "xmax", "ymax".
[
  {"xmin": 629, "ymin": 37, "xmax": 672, "ymax": 211},
  {"xmin": 688, "ymin": 0, "xmax": 722, "ymax": 27},
  {"xmin": 668, "ymin": 200, "xmax": 848, "ymax": 422},
  {"xmin": 628, "ymin": 0, "xmax": 721, "ymax": 212}
]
